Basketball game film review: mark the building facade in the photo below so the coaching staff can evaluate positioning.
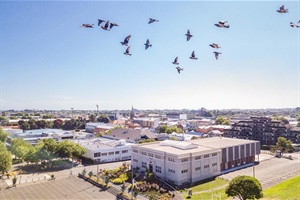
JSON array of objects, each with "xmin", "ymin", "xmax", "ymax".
[
  {"xmin": 131, "ymin": 137, "xmax": 260, "ymax": 186},
  {"xmin": 224, "ymin": 117, "xmax": 300, "ymax": 145}
]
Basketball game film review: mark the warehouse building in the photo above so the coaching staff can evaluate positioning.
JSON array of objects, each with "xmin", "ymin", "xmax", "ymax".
[{"xmin": 131, "ymin": 137, "xmax": 260, "ymax": 186}]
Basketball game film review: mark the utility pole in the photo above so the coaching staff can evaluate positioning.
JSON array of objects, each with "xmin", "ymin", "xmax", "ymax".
[{"xmin": 71, "ymin": 107, "xmax": 74, "ymax": 119}]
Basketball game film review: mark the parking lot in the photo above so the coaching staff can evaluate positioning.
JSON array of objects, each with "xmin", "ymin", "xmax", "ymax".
[
  {"xmin": 220, "ymin": 152, "xmax": 300, "ymax": 189},
  {"xmin": 0, "ymin": 176, "xmax": 116, "ymax": 200}
]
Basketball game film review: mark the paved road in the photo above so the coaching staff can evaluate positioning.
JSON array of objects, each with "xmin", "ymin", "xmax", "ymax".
[{"xmin": 220, "ymin": 152, "xmax": 300, "ymax": 189}]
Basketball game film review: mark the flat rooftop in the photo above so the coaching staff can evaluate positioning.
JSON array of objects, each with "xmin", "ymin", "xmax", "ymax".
[
  {"xmin": 135, "ymin": 137, "xmax": 259, "ymax": 156},
  {"xmin": 72, "ymin": 138, "xmax": 133, "ymax": 151}
]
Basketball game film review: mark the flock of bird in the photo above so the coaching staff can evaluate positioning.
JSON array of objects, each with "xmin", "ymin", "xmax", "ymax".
[{"xmin": 81, "ymin": 5, "xmax": 299, "ymax": 75}]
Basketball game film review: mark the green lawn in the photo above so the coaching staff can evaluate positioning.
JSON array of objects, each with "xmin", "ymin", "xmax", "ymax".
[
  {"xmin": 182, "ymin": 188, "xmax": 229, "ymax": 200},
  {"xmin": 181, "ymin": 178, "xmax": 229, "ymax": 200},
  {"xmin": 187, "ymin": 178, "xmax": 228, "ymax": 192},
  {"xmin": 262, "ymin": 175, "xmax": 300, "ymax": 200}
]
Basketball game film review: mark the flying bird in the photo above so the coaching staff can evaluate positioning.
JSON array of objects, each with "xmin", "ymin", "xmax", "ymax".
[
  {"xmin": 124, "ymin": 46, "xmax": 132, "ymax": 56},
  {"xmin": 185, "ymin": 29, "xmax": 193, "ymax": 41},
  {"xmin": 277, "ymin": 5, "xmax": 288, "ymax": 13},
  {"xmin": 110, "ymin": 23, "xmax": 119, "ymax": 29},
  {"xmin": 121, "ymin": 35, "xmax": 131, "ymax": 46},
  {"xmin": 189, "ymin": 51, "xmax": 198, "ymax": 60},
  {"xmin": 290, "ymin": 22, "xmax": 300, "ymax": 28},
  {"xmin": 209, "ymin": 43, "xmax": 221, "ymax": 48},
  {"xmin": 215, "ymin": 21, "xmax": 230, "ymax": 28},
  {"xmin": 97, "ymin": 19, "xmax": 106, "ymax": 26},
  {"xmin": 81, "ymin": 24, "xmax": 94, "ymax": 28},
  {"xmin": 148, "ymin": 18, "xmax": 159, "ymax": 24},
  {"xmin": 213, "ymin": 52, "xmax": 222, "ymax": 60},
  {"xmin": 101, "ymin": 21, "xmax": 110, "ymax": 31},
  {"xmin": 144, "ymin": 39, "xmax": 152, "ymax": 50},
  {"xmin": 172, "ymin": 57, "xmax": 179, "ymax": 65},
  {"xmin": 176, "ymin": 66, "xmax": 183, "ymax": 74}
]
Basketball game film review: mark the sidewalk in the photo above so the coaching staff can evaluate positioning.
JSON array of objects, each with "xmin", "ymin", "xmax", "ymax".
[{"xmin": 3, "ymin": 173, "xmax": 51, "ymax": 187}]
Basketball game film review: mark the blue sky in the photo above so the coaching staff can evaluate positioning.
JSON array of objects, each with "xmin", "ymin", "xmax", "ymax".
[{"xmin": 1, "ymin": 1, "xmax": 299, "ymax": 110}]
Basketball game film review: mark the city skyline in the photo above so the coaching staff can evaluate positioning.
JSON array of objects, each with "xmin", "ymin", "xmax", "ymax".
[{"xmin": 1, "ymin": 1, "xmax": 299, "ymax": 110}]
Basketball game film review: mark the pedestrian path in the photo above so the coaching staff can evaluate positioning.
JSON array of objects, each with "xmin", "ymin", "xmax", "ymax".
[{"xmin": 5, "ymin": 173, "xmax": 51, "ymax": 187}]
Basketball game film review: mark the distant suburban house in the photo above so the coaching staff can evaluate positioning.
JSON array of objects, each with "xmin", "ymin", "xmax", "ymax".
[{"xmin": 102, "ymin": 128, "xmax": 157, "ymax": 143}]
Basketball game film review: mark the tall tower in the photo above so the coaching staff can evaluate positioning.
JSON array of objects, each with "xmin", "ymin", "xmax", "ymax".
[{"xmin": 130, "ymin": 105, "xmax": 134, "ymax": 120}]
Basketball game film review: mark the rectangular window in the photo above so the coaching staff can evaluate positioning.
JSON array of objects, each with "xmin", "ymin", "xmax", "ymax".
[
  {"xmin": 181, "ymin": 169, "xmax": 188, "ymax": 173},
  {"xmin": 168, "ymin": 157, "xmax": 175, "ymax": 162},
  {"xmin": 204, "ymin": 154, "xmax": 209, "ymax": 158},
  {"xmin": 212, "ymin": 163, "xmax": 217, "ymax": 167},
  {"xmin": 108, "ymin": 152, "xmax": 114, "ymax": 155},
  {"xmin": 182, "ymin": 158, "xmax": 188, "ymax": 162},
  {"xmin": 195, "ymin": 167, "xmax": 201, "ymax": 171},
  {"xmin": 122, "ymin": 150, "xmax": 128, "ymax": 154},
  {"xmin": 142, "ymin": 151, "xmax": 147, "ymax": 155},
  {"xmin": 94, "ymin": 152, "xmax": 101, "ymax": 157},
  {"xmin": 148, "ymin": 153, "xmax": 154, "ymax": 157},
  {"xmin": 155, "ymin": 155, "xmax": 162, "ymax": 159},
  {"xmin": 101, "ymin": 153, "xmax": 107, "ymax": 156},
  {"xmin": 115, "ymin": 151, "xmax": 119, "ymax": 154},
  {"xmin": 212, "ymin": 153, "xmax": 218, "ymax": 156},
  {"xmin": 168, "ymin": 169, "xmax": 175, "ymax": 173},
  {"xmin": 204, "ymin": 165, "xmax": 209, "ymax": 169},
  {"xmin": 133, "ymin": 159, "xmax": 138, "ymax": 162},
  {"xmin": 195, "ymin": 156, "xmax": 201, "ymax": 160},
  {"xmin": 133, "ymin": 149, "xmax": 138, "ymax": 153},
  {"xmin": 142, "ymin": 162, "xmax": 147, "ymax": 168}
]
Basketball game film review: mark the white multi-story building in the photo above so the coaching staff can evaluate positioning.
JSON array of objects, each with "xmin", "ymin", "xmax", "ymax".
[
  {"xmin": 73, "ymin": 138, "xmax": 134, "ymax": 164},
  {"xmin": 131, "ymin": 137, "xmax": 260, "ymax": 186}
]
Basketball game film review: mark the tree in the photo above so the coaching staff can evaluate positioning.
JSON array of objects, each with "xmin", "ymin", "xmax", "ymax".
[
  {"xmin": 53, "ymin": 119, "xmax": 64, "ymax": 129},
  {"xmin": 18, "ymin": 120, "xmax": 30, "ymax": 130},
  {"xmin": 276, "ymin": 137, "xmax": 294, "ymax": 153},
  {"xmin": 0, "ymin": 143, "xmax": 12, "ymax": 174},
  {"xmin": 89, "ymin": 114, "xmax": 96, "ymax": 122},
  {"xmin": 0, "ymin": 127, "xmax": 9, "ymax": 143},
  {"xmin": 11, "ymin": 138, "xmax": 33, "ymax": 161},
  {"xmin": 97, "ymin": 115, "xmax": 110, "ymax": 123},
  {"xmin": 225, "ymin": 175, "xmax": 263, "ymax": 200}
]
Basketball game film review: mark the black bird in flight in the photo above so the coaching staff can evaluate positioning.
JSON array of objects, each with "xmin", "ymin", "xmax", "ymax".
[
  {"xmin": 124, "ymin": 46, "xmax": 132, "ymax": 56},
  {"xmin": 148, "ymin": 18, "xmax": 159, "ymax": 24},
  {"xmin": 81, "ymin": 24, "xmax": 94, "ymax": 28},
  {"xmin": 176, "ymin": 66, "xmax": 183, "ymax": 74},
  {"xmin": 172, "ymin": 57, "xmax": 179, "ymax": 65},
  {"xmin": 110, "ymin": 23, "xmax": 119, "ymax": 29},
  {"xmin": 277, "ymin": 5, "xmax": 288, "ymax": 13},
  {"xmin": 215, "ymin": 21, "xmax": 230, "ymax": 28},
  {"xmin": 97, "ymin": 19, "xmax": 106, "ymax": 26},
  {"xmin": 189, "ymin": 51, "xmax": 198, "ymax": 60},
  {"xmin": 144, "ymin": 39, "xmax": 152, "ymax": 50},
  {"xmin": 213, "ymin": 52, "xmax": 222, "ymax": 60},
  {"xmin": 185, "ymin": 29, "xmax": 193, "ymax": 41},
  {"xmin": 101, "ymin": 21, "xmax": 110, "ymax": 31},
  {"xmin": 121, "ymin": 35, "xmax": 131, "ymax": 46}
]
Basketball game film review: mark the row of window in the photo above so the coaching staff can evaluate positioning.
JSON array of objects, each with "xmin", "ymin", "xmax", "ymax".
[
  {"xmin": 155, "ymin": 166, "xmax": 161, "ymax": 173},
  {"xmin": 94, "ymin": 150, "xmax": 127, "ymax": 157}
]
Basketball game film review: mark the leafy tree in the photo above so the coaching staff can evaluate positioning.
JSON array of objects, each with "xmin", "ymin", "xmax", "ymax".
[
  {"xmin": 53, "ymin": 119, "xmax": 64, "ymax": 129},
  {"xmin": 272, "ymin": 116, "xmax": 289, "ymax": 124},
  {"xmin": 97, "ymin": 115, "xmax": 110, "ymax": 123},
  {"xmin": 89, "ymin": 114, "xmax": 96, "ymax": 122},
  {"xmin": 276, "ymin": 137, "xmax": 294, "ymax": 153},
  {"xmin": 42, "ymin": 114, "xmax": 53, "ymax": 119},
  {"xmin": 36, "ymin": 120, "xmax": 46, "ymax": 129},
  {"xmin": 11, "ymin": 138, "xmax": 33, "ymax": 161},
  {"xmin": 215, "ymin": 116, "xmax": 230, "ymax": 125},
  {"xmin": 0, "ymin": 127, "xmax": 9, "ymax": 143},
  {"xmin": 0, "ymin": 143, "xmax": 12, "ymax": 174},
  {"xmin": 24, "ymin": 147, "xmax": 38, "ymax": 163},
  {"xmin": 10, "ymin": 116, "xmax": 18, "ymax": 120},
  {"xmin": 18, "ymin": 120, "xmax": 30, "ymax": 130},
  {"xmin": 159, "ymin": 125, "xmax": 182, "ymax": 134},
  {"xmin": 56, "ymin": 140, "xmax": 86, "ymax": 160},
  {"xmin": 28, "ymin": 119, "xmax": 38, "ymax": 129},
  {"xmin": 225, "ymin": 175, "xmax": 263, "ymax": 200}
]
